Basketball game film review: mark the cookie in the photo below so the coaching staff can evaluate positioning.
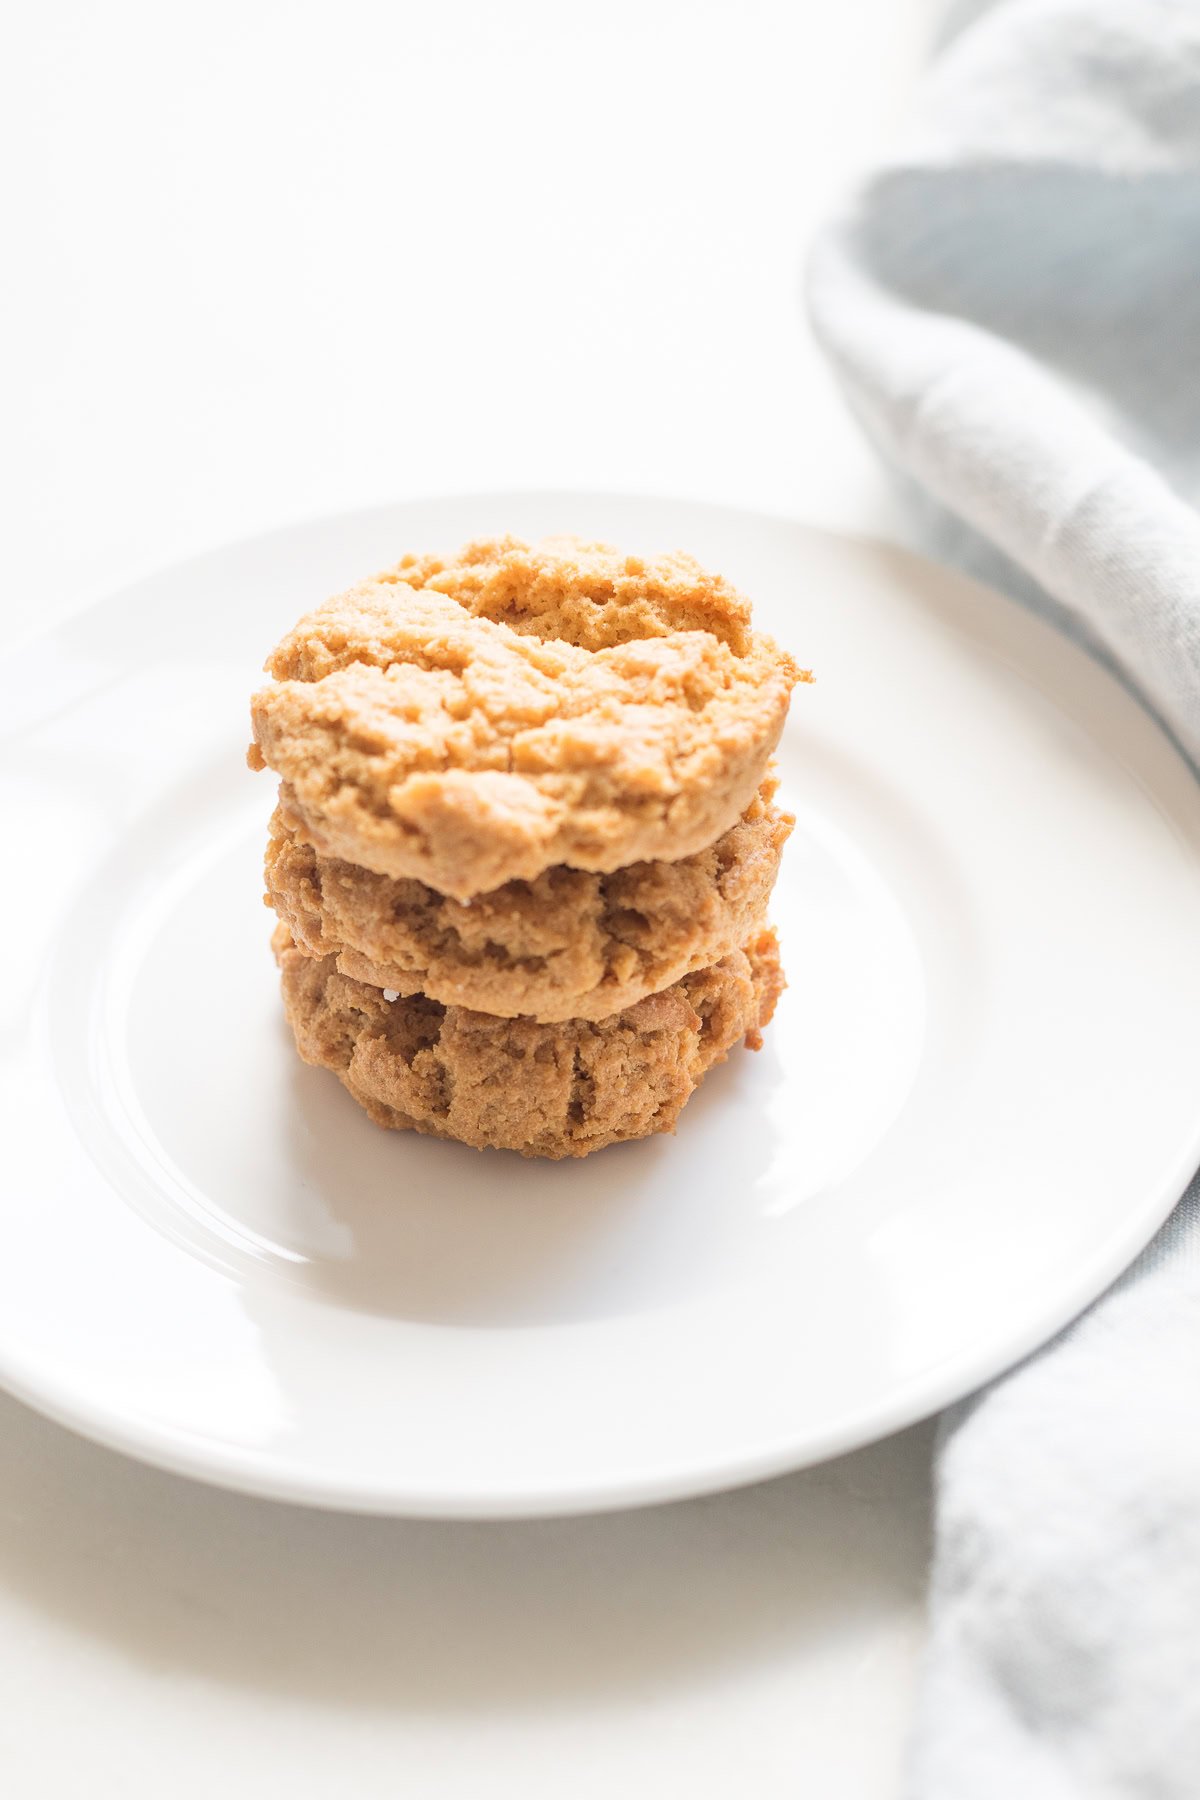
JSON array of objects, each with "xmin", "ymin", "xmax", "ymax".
[
  {"xmin": 265, "ymin": 775, "xmax": 792, "ymax": 1023},
  {"xmin": 249, "ymin": 536, "xmax": 804, "ymax": 899},
  {"xmin": 275, "ymin": 923, "xmax": 784, "ymax": 1159}
]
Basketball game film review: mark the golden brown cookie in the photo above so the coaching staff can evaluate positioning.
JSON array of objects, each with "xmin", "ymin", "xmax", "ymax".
[
  {"xmin": 275, "ymin": 923, "xmax": 784, "ymax": 1159},
  {"xmin": 249, "ymin": 536, "xmax": 804, "ymax": 899},
  {"xmin": 265, "ymin": 775, "xmax": 793, "ymax": 1023}
]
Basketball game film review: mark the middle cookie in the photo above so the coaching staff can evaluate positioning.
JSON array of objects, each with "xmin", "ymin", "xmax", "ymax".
[{"xmin": 266, "ymin": 778, "xmax": 792, "ymax": 1024}]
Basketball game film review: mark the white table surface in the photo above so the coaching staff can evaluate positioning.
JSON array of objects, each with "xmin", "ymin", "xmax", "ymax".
[{"xmin": 1, "ymin": 3, "xmax": 941, "ymax": 1793}]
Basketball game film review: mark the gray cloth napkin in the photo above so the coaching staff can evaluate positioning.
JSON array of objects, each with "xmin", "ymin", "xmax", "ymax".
[{"xmin": 808, "ymin": 2, "xmax": 1200, "ymax": 1793}]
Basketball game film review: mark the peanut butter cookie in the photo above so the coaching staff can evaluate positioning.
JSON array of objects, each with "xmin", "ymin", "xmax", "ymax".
[
  {"xmin": 250, "ymin": 536, "xmax": 804, "ymax": 899},
  {"xmin": 265, "ymin": 776, "xmax": 792, "ymax": 1023},
  {"xmin": 275, "ymin": 923, "xmax": 784, "ymax": 1159}
]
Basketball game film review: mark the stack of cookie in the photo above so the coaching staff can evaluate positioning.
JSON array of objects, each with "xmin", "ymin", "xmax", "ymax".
[{"xmin": 249, "ymin": 537, "xmax": 805, "ymax": 1158}]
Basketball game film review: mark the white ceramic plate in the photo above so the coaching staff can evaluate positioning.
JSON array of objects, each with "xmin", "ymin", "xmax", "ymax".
[{"xmin": 3, "ymin": 493, "xmax": 1199, "ymax": 1517}]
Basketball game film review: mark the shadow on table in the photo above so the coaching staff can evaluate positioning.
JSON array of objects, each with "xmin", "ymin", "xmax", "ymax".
[{"xmin": 0, "ymin": 1393, "xmax": 932, "ymax": 1714}]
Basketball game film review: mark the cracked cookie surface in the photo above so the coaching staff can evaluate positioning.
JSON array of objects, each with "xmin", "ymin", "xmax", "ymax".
[
  {"xmin": 250, "ymin": 536, "xmax": 804, "ymax": 898},
  {"xmin": 275, "ymin": 923, "xmax": 784, "ymax": 1159},
  {"xmin": 265, "ymin": 776, "xmax": 792, "ymax": 1023}
]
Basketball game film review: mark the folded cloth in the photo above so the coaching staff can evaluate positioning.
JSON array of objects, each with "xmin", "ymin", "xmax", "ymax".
[
  {"xmin": 808, "ymin": 2, "xmax": 1200, "ymax": 1793},
  {"xmin": 909, "ymin": 1181, "xmax": 1200, "ymax": 1800}
]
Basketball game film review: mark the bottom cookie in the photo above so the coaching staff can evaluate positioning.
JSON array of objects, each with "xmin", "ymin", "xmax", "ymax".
[{"xmin": 275, "ymin": 923, "xmax": 784, "ymax": 1159}]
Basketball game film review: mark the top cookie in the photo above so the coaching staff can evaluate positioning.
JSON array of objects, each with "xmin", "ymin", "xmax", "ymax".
[{"xmin": 249, "ymin": 535, "xmax": 805, "ymax": 898}]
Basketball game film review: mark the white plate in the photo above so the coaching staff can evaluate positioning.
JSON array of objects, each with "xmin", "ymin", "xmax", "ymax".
[{"xmin": 3, "ymin": 493, "xmax": 1199, "ymax": 1517}]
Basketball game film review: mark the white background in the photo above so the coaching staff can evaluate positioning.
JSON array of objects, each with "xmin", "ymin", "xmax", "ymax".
[{"xmin": 1, "ymin": 3, "xmax": 940, "ymax": 1794}]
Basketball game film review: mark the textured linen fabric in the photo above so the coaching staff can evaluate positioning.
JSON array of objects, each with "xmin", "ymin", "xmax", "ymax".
[
  {"xmin": 909, "ymin": 1180, "xmax": 1200, "ymax": 1799},
  {"xmin": 808, "ymin": 3, "xmax": 1200, "ymax": 1793},
  {"xmin": 810, "ymin": 0, "xmax": 1200, "ymax": 764}
]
